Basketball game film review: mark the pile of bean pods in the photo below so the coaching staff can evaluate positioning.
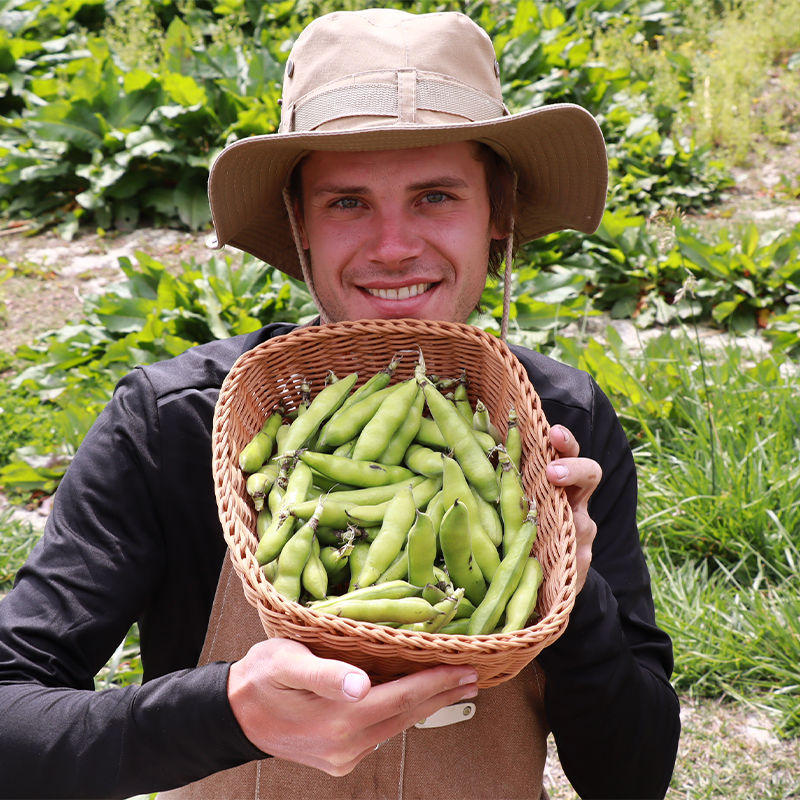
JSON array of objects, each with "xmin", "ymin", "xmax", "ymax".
[{"xmin": 239, "ymin": 351, "xmax": 543, "ymax": 635}]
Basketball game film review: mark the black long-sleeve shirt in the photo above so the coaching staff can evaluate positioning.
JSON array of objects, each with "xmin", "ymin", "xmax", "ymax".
[{"xmin": 0, "ymin": 322, "xmax": 680, "ymax": 799}]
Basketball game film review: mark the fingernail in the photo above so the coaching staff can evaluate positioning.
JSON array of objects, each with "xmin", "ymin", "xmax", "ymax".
[
  {"xmin": 459, "ymin": 671, "xmax": 479, "ymax": 686},
  {"xmin": 343, "ymin": 672, "xmax": 368, "ymax": 698},
  {"xmin": 558, "ymin": 426, "xmax": 570, "ymax": 444},
  {"xmin": 461, "ymin": 687, "xmax": 478, "ymax": 699},
  {"xmin": 552, "ymin": 464, "xmax": 568, "ymax": 480}
]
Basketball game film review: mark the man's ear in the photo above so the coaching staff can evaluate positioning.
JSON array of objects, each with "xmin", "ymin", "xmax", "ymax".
[{"xmin": 490, "ymin": 224, "xmax": 508, "ymax": 243}]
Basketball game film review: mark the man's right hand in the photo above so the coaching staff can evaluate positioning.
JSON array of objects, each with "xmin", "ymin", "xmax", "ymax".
[{"xmin": 227, "ymin": 638, "xmax": 479, "ymax": 775}]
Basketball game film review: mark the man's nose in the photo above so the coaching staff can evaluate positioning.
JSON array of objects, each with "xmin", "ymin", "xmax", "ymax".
[{"xmin": 365, "ymin": 208, "xmax": 425, "ymax": 267}]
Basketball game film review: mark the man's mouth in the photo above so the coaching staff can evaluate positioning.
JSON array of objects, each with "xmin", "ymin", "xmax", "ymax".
[{"xmin": 363, "ymin": 282, "xmax": 433, "ymax": 301}]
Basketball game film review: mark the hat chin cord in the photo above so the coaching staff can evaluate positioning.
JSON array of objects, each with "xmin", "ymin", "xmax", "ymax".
[
  {"xmin": 282, "ymin": 186, "xmax": 328, "ymax": 318},
  {"xmin": 282, "ymin": 185, "xmax": 515, "ymax": 342}
]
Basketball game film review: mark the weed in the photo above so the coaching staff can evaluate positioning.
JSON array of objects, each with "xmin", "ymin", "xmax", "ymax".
[{"xmin": 0, "ymin": 510, "xmax": 43, "ymax": 591}]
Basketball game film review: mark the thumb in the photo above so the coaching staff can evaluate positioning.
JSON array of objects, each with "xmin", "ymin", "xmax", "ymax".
[{"xmin": 271, "ymin": 639, "xmax": 371, "ymax": 702}]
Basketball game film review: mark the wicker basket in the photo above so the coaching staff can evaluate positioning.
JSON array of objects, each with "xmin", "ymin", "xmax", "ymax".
[{"xmin": 211, "ymin": 319, "xmax": 577, "ymax": 688}]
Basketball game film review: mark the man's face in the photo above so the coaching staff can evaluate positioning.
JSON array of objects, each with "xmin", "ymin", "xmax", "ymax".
[{"xmin": 295, "ymin": 142, "xmax": 503, "ymax": 324}]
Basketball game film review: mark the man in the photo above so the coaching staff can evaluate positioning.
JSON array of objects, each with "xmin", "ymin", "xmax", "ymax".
[{"xmin": 0, "ymin": 8, "xmax": 680, "ymax": 799}]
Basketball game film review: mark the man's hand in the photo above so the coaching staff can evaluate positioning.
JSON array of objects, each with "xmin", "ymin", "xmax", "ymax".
[
  {"xmin": 228, "ymin": 638, "xmax": 479, "ymax": 776},
  {"xmin": 545, "ymin": 424, "xmax": 601, "ymax": 593}
]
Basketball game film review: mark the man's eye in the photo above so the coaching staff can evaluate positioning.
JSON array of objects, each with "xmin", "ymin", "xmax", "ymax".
[
  {"xmin": 424, "ymin": 193, "xmax": 447, "ymax": 204},
  {"xmin": 335, "ymin": 197, "xmax": 360, "ymax": 209}
]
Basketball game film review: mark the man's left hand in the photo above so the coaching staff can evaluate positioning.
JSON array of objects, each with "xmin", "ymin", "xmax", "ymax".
[{"xmin": 545, "ymin": 424, "xmax": 601, "ymax": 594}]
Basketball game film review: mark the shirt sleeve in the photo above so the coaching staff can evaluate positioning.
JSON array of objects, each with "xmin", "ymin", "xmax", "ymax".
[
  {"xmin": 0, "ymin": 368, "xmax": 264, "ymax": 799},
  {"xmin": 536, "ymin": 377, "xmax": 681, "ymax": 799}
]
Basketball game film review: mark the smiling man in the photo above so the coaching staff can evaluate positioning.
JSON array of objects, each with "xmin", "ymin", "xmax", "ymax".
[{"xmin": 0, "ymin": 8, "xmax": 680, "ymax": 800}]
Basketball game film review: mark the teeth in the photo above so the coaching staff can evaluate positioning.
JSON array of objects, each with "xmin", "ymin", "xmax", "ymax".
[{"xmin": 367, "ymin": 283, "xmax": 431, "ymax": 301}]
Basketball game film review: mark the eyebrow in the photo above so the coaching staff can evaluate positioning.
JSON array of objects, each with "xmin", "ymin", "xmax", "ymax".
[{"xmin": 311, "ymin": 175, "xmax": 471, "ymax": 198}]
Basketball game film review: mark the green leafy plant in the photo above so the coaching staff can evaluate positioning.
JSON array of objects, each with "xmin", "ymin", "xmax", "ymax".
[
  {"xmin": 652, "ymin": 554, "xmax": 800, "ymax": 736},
  {"xmin": 0, "ymin": 251, "xmax": 314, "ymax": 495},
  {"xmin": 1, "ymin": 0, "xmax": 738, "ymax": 237}
]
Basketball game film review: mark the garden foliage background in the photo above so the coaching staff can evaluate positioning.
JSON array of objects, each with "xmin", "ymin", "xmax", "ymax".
[{"xmin": 1, "ymin": 0, "xmax": 800, "ymax": 780}]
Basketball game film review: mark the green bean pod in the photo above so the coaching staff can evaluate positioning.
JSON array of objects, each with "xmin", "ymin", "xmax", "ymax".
[
  {"xmin": 316, "ymin": 526, "xmax": 345, "ymax": 546},
  {"xmin": 239, "ymin": 411, "xmax": 283, "ymax": 473},
  {"xmin": 301, "ymin": 536, "xmax": 328, "ymax": 600},
  {"xmin": 246, "ymin": 463, "xmax": 280, "ymax": 511},
  {"xmin": 256, "ymin": 506, "xmax": 272, "ymax": 540},
  {"xmin": 441, "ymin": 455, "xmax": 500, "ymax": 581},
  {"xmin": 453, "ymin": 376, "xmax": 473, "ymax": 422},
  {"xmin": 439, "ymin": 618, "xmax": 470, "ymax": 635},
  {"xmin": 322, "ymin": 475, "xmax": 426, "ymax": 506},
  {"xmin": 351, "ymin": 378, "xmax": 419, "ymax": 462},
  {"xmin": 320, "ymin": 596, "xmax": 441, "ymax": 624},
  {"xmin": 499, "ymin": 449, "xmax": 529, "ymax": 555},
  {"xmin": 332, "ymin": 440, "xmax": 355, "ymax": 457},
  {"xmin": 452, "ymin": 595, "xmax": 477, "ymax": 619},
  {"xmin": 422, "ymin": 582, "xmax": 448, "ymax": 604},
  {"xmin": 261, "ymin": 557, "xmax": 279, "ymax": 583},
  {"xmin": 406, "ymin": 511, "xmax": 437, "ymax": 588},
  {"xmin": 470, "ymin": 482, "xmax": 503, "ymax": 548},
  {"xmin": 403, "ymin": 443, "xmax": 445, "ymax": 478},
  {"xmin": 256, "ymin": 461, "xmax": 314, "ymax": 564},
  {"xmin": 505, "ymin": 407, "xmax": 522, "ymax": 472},
  {"xmin": 426, "ymin": 490, "xmax": 445, "ymax": 546},
  {"xmin": 416, "ymin": 414, "xmax": 493, "ymax": 454},
  {"xmin": 467, "ymin": 508, "xmax": 539, "ymax": 635},
  {"xmin": 280, "ymin": 372, "xmax": 359, "ymax": 455},
  {"xmin": 354, "ymin": 486, "xmax": 417, "ymax": 588},
  {"xmin": 375, "ymin": 548, "xmax": 408, "ymax": 584},
  {"xmin": 399, "ymin": 588, "xmax": 464, "ymax": 633},
  {"xmin": 439, "ymin": 499, "xmax": 486, "ymax": 606},
  {"xmin": 432, "ymin": 565, "xmax": 453, "ymax": 593},
  {"xmin": 294, "ymin": 449, "xmax": 416, "ymax": 488},
  {"xmin": 255, "ymin": 510, "xmax": 296, "ymax": 566},
  {"xmin": 272, "ymin": 499, "xmax": 324, "ymax": 601},
  {"xmin": 377, "ymin": 385, "xmax": 424, "ymax": 466},
  {"xmin": 275, "ymin": 423, "xmax": 291, "ymax": 456},
  {"xmin": 414, "ymin": 416, "xmax": 448, "ymax": 450},
  {"xmin": 502, "ymin": 557, "xmax": 543, "ymax": 633},
  {"xmin": 319, "ymin": 542, "xmax": 351, "ymax": 584},
  {"xmin": 286, "ymin": 499, "xmax": 351, "ymax": 529},
  {"xmin": 332, "ymin": 356, "xmax": 400, "ymax": 417},
  {"xmin": 291, "ymin": 476, "xmax": 427, "ymax": 525},
  {"xmin": 317, "ymin": 383, "xmax": 400, "ymax": 449},
  {"xmin": 309, "ymin": 473, "xmax": 359, "ymax": 494},
  {"xmin": 473, "ymin": 399, "xmax": 503, "ymax": 445},
  {"xmin": 347, "ymin": 540, "xmax": 371, "ymax": 593},
  {"xmin": 309, "ymin": 579, "xmax": 423, "ymax": 610},
  {"xmin": 417, "ymin": 370, "xmax": 499, "ymax": 503},
  {"xmin": 345, "ymin": 476, "xmax": 442, "ymax": 527}
]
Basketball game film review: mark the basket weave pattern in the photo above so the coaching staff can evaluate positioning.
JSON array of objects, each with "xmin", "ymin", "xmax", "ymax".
[{"xmin": 212, "ymin": 319, "xmax": 577, "ymax": 688}]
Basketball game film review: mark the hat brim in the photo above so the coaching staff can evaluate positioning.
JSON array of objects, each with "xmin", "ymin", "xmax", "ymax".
[{"xmin": 207, "ymin": 103, "xmax": 608, "ymax": 281}]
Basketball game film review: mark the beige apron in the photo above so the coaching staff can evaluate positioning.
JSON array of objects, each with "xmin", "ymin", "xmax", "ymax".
[{"xmin": 160, "ymin": 558, "xmax": 551, "ymax": 799}]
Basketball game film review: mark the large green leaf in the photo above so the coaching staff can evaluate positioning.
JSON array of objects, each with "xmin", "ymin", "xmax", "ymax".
[
  {"xmin": 173, "ymin": 174, "xmax": 211, "ymax": 231},
  {"xmin": 26, "ymin": 99, "xmax": 103, "ymax": 151}
]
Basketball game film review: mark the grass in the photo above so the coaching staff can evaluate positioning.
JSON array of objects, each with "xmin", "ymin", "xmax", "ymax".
[
  {"xmin": 628, "ymin": 335, "xmax": 800, "ymax": 580},
  {"xmin": 593, "ymin": 0, "xmax": 800, "ymax": 166},
  {"xmin": 652, "ymin": 555, "xmax": 800, "ymax": 737},
  {"xmin": 546, "ymin": 695, "xmax": 800, "ymax": 799},
  {"xmin": 571, "ymin": 325, "xmax": 800, "ymax": 579},
  {"xmin": 0, "ymin": 510, "xmax": 43, "ymax": 592}
]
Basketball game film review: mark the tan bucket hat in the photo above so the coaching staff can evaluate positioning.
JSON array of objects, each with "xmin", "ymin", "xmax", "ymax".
[{"xmin": 207, "ymin": 7, "xmax": 608, "ymax": 281}]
